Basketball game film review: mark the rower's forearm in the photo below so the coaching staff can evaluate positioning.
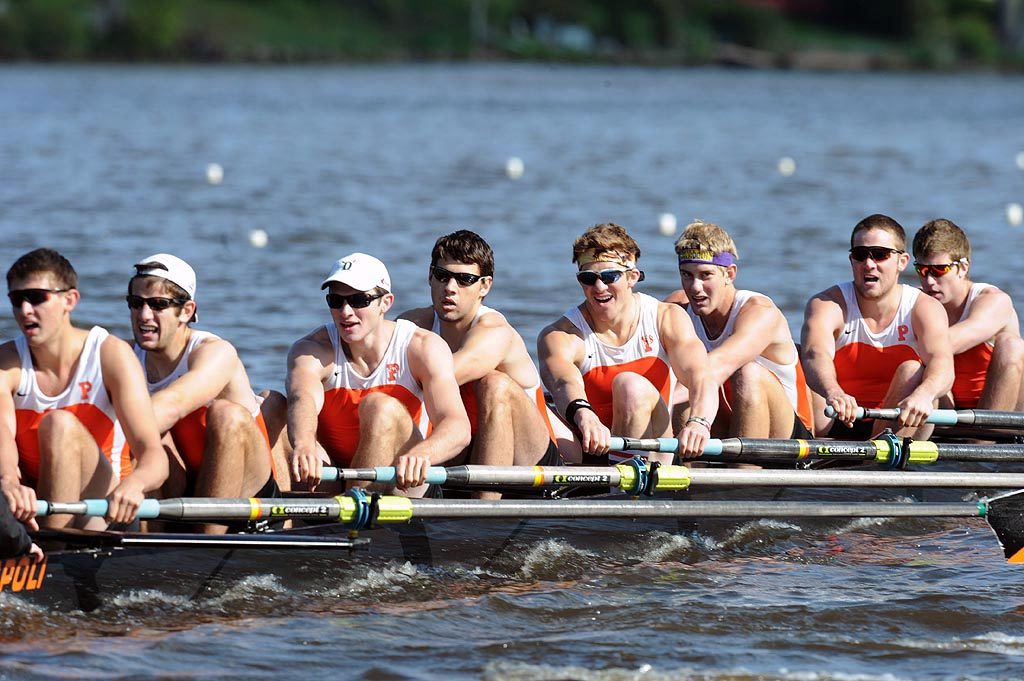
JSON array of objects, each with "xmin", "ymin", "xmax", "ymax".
[
  {"xmin": 420, "ymin": 424, "xmax": 471, "ymax": 465},
  {"xmin": 918, "ymin": 361, "xmax": 955, "ymax": 401},
  {"xmin": 126, "ymin": 452, "xmax": 169, "ymax": 493},
  {"xmin": 286, "ymin": 398, "xmax": 320, "ymax": 451}
]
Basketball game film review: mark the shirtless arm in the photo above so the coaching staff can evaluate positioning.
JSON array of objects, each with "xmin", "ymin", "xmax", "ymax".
[
  {"xmin": 102, "ymin": 336, "xmax": 169, "ymax": 524},
  {"xmin": 948, "ymin": 288, "xmax": 1018, "ymax": 354},
  {"xmin": 704, "ymin": 297, "xmax": 780, "ymax": 387},
  {"xmin": 399, "ymin": 332, "xmax": 470, "ymax": 487},
  {"xmin": 660, "ymin": 303, "xmax": 718, "ymax": 459},
  {"xmin": 800, "ymin": 288, "xmax": 856, "ymax": 425},
  {"xmin": 285, "ymin": 334, "xmax": 331, "ymax": 488},
  {"xmin": 901, "ymin": 295, "xmax": 954, "ymax": 428},
  {"xmin": 539, "ymin": 320, "xmax": 609, "ymax": 454},
  {"xmin": 450, "ymin": 315, "xmax": 515, "ymax": 384},
  {"xmin": 0, "ymin": 358, "xmax": 35, "ymax": 524},
  {"xmin": 149, "ymin": 339, "xmax": 239, "ymax": 433}
]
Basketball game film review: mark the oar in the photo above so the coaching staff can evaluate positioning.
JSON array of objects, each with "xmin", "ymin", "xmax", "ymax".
[
  {"xmin": 825, "ymin": 405, "xmax": 1024, "ymax": 429},
  {"xmin": 607, "ymin": 435, "xmax": 1024, "ymax": 465},
  {"xmin": 323, "ymin": 464, "xmax": 1024, "ymax": 494},
  {"xmin": 34, "ymin": 489, "xmax": 1024, "ymax": 563}
]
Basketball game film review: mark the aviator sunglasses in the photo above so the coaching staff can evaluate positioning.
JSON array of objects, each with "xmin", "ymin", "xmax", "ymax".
[
  {"xmin": 326, "ymin": 291, "xmax": 385, "ymax": 310},
  {"xmin": 8, "ymin": 288, "xmax": 71, "ymax": 307},
  {"xmin": 126, "ymin": 294, "xmax": 188, "ymax": 311},
  {"xmin": 849, "ymin": 246, "xmax": 903, "ymax": 263},
  {"xmin": 914, "ymin": 261, "xmax": 961, "ymax": 278},
  {"xmin": 576, "ymin": 268, "xmax": 645, "ymax": 286},
  {"xmin": 431, "ymin": 266, "xmax": 486, "ymax": 287}
]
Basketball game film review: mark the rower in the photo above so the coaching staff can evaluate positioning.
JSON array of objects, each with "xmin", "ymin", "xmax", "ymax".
[
  {"xmin": 127, "ymin": 254, "xmax": 284, "ymax": 533},
  {"xmin": 801, "ymin": 214, "xmax": 954, "ymax": 439},
  {"xmin": 538, "ymin": 223, "xmax": 718, "ymax": 464},
  {"xmin": 285, "ymin": 253, "xmax": 470, "ymax": 494},
  {"xmin": 399, "ymin": 230, "xmax": 579, "ymax": 499},
  {"xmin": 912, "ymin": 218, "xmax": 1024, "ymax": 410},
  {"xmin": 667, "ymin": 220, "xmax": 814, "ymax": 442},
  {"xmin": 0, "ymin": 248, "xmax": 168, "ymax": 531}
]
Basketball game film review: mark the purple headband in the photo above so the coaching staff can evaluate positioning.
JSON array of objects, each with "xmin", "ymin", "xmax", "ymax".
[{"xmin": 677, "ymin": 249, "xmax": 736, "ymax": 267}]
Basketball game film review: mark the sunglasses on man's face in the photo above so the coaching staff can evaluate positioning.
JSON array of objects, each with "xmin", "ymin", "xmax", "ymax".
[
  {"xmin": 326, "ymin": 292, "xmax": 384, "ymax": 310},
  {"xmin": 849, "ymin": 246, "xmax": 903, "ymax": 263},
  {"xmin": 126, "ymin": 294, "xmax": 187, "ymax": 311},
  {"xmin": 8, "ymin": 288, "xmax": 71, "ymax": 307},
  {"xmin": 431, "ymin": 266, "xmax": 485, "ymax": 287},
  {"xmin": 576, "ymin": 268, "xmax": 645, "ymax": 286},
  {"xmin": 914, "ymin": 262, "xmax": 960, "ymax": 278}
]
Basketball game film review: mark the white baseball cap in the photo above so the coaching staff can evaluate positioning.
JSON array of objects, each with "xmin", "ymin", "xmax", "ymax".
[
  {"xmin": 133, "ymin": 253, "xmax": 197, "ymax": 300},
  {"xmin": 321, "ymin": 253, "xmax": 391, "ymax": 293}
]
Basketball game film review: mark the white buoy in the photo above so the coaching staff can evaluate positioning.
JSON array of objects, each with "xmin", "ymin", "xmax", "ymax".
[
  {"xmin": 657, "ymin": 212, "xmax": 677, "ymax": 236},
  {"xmin": 1016, "ymin": 152, "xmax": 1024, "ymax": 171},
  {"xmin": 206, "ymin": 163, "xmax": 224, "ymax": 185},
  {"xmin": 777, "ymin": 156, "xmax": 796, "ymax": 177},
  {"xmin": 505, "ymin": 157, "xmax": 524, "ymax": 180},
  {"xmin": 249, "ymin": 229, "xmax": 268, "ymax": 248},
  {"xmin": 1007, "ymin": 202, "xmax": 1023, "ymax": 227}
]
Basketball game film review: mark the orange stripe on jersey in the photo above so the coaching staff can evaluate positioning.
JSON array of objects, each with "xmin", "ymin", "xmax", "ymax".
[
  {"xmin": 794, "ymin": 359, "xmax": 813, "ymax": 431},
  {"xmin": 460, "ymin": 382, "xmax": 480, "ymax": 434},
  {"xmin": 15, "ymin": 404, "xmax": 116, "ymax": 482},
  {"xmin": 951, "ymin": 343, "xmax": 992, "ymax": 409},
  {"xmin": 535, "ymin": 387, "xmax": 556, "ymax": 442},
  {"xmin": 170, "ymin": 406, "xmax": 209, "ymax": 473},
  {"xmin": 318, "ymin": 384, "xmax": 424, "ymax": 467},
  {"xmin": 834, "ymin": 342, "xmax": 920, "ymax": 409},
  {"xmin": 582, "ymin": 357, "xmax": 672, "ymax": 427}
]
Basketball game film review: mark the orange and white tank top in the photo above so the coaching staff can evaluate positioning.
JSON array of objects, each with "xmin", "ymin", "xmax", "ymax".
[
  {"xmin": 318, "ymin": 319, "xmax": 428, "ymax": 466},
  {"xmin": 13, "ymin": 326, "xmax": 129, "ymax": 482},
  {"xmin": 834, "ymin": 281, "xmax": 921, "ymax": 409},
  {"xmin": 688, "ymin": 289, "xmax": 811, "ymax": 427},
  {"xmin": 563, "ymin": 293, "xmax": 674, "ymax": 427},
  {"xmin": 134, "ymin": 330, "xmax": 262, "ymax": 472},
  {"xmin": 951, "ymin": 282, "xmax": 995, "ymax": 408},
  {"xmin": 432, "ymin": 306, "xmax": 554, "ymax": 440}
]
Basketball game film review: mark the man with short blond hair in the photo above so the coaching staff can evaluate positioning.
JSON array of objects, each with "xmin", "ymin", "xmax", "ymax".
[
  {"xmin": 669, "ymin": 220, "xmax": 813, "ymax": 440},
  {"xmin": 127, "ymin": 253, "xmax": 281, "ymax": 533},
  {"xmin": 801, "ymin": 214, "xmax": 954, "ymax": 438},
  {"xmin": 912, "ymin": 219, "xmax": 1024, "ymax": 410},
  {"xmin": 1, "ymin": 248, "xmax": 167, "ymax": 531},
  {"xmin": 539, "ymin": 223, "xmax": 718, "ymax": 464}
]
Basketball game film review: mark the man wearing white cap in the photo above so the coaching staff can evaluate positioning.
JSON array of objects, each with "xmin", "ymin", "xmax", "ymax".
[
  {"xmin": 286, "ymin": 252, "xmax": 469, "ymax": 493},
  {"xmin": 1, "ymin": 249, "xmax": 168, "ymax": 531},
  {"xmin": 128, "ymin": 254, "xmax": 279, "ymax": 532}
]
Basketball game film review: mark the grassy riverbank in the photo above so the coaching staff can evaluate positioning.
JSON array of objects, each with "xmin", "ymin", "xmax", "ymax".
[{"xmin": 0, "ymin": 0, "xmax": 1020, "ymax": 70}]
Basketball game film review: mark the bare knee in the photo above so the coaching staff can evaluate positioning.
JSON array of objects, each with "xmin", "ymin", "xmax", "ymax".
[
  {"xmin": 893, "ymin": 359, "xmax": 924, "ymax": 384},
  {"xmin": 992, "ymin": 333, "xmax": 1024, "ymax": 366},
  {"xmin": 38, "ymin": 409, "xmax": 86, "ymax": 442},
  {"xmin": 474, "ymin": 371, "xmax": 517, "ymax": 401},
  {"xmin": 729, "ymin": 364, "xmax": 767, "ymax": 404},
  {"xmin": 205, "ymin": 399, "xmax": 251, "ymax": 435},
  {"xmin": 611, "ymin": 372, "xmax": 659, "ymax": 413},
  {"xmin": 358, "ymin": 391, "xmax": 407, "ymax": 423}
]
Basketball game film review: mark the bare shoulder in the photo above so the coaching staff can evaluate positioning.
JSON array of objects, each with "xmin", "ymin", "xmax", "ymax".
[
  {"xmin": 288, "ymin": 325, "xmax": 333, "ymax": 363},
  {"xmin": 974, "ymin": 284, "xmax": 1014, "ymax": 307},
  {"xmin": 0, "ymin": 340, "xmax": 20, "ymax": 391},
  {"xmin": 397, "ymin": 306, "xmax": 434, "ymax": 329},
  {"xmin": 409, "ymin": 326, "xmax": 449, "ymax": 354},
  {"xmin": 539, "ymin": 314, "xmax": 582, "ymax": 342},
  {"xmin": 664, "ymin": 289, "xmax": 688, "ymax": 307},
  {"xmin": 99, "ymin": 333, "xmax": 136, "ymax": 362}
]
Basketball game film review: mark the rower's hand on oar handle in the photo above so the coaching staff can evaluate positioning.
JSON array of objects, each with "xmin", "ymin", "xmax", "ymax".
[
  {"xmin": 825, "ymin": 392, "xmax": 859, "ymax": 427},
  {"xmin": 106, "ymin": 476, "xmax": 146, "ymax": 525},
  {"xmin": 394, "ymin": 450, "xmax": 432, "ymax": 489},
  {"xmin": 1, "ymin": 477, "xmax": 37, "ymax": 523},
  {"xmin": 290, "ymin": 442, "xmax": 324, "ymax": 490},
  {"xmin": 896, "ymin": 391, "xmax": 932, "ymax": 430},
  {"xmin": 574, "ymin": 408, "xmax": 611, "ymax": 456},
  {"xmin": 678, "ymin": 416, "xmax": 712, "ymax": 460}
]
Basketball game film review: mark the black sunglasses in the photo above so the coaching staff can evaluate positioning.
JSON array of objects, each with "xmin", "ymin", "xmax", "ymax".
[
  {"xmin": 8, "ymin": 288, "xmax": 71, "ymax": 307},
  {"xmin": 126, "ymin": 294, "xmax": 188, "ymax": 311},
  {"xmin": 576, "ymin": 268, "xmax": 644, "ymax": 286},
  {"xmin": 849, "ymin": 246, "xmax": 903, "ymax": 262},
  {"xmin": 431, "ymin": 266, "xmax": 486, "ymax": 287},
  {"xmin": 326, "ymin": 292, "xmax": 384, "ymax": 310}
]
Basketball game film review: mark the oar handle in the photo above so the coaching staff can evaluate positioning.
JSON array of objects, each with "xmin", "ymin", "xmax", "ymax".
[
  {"xmin": 36, "ymin": 498, "xmax": 163, "ymax": 518},
  {"xmin": 823, "ymin": 406, "xmax": 959, "ymax": 426},
  {"xmin": 322, "ymin": 467, "xmax": 449, "ymax": 485},
  {"xmin": 609, "ymin": 437, "xmax": 725, "ymax": 455}
]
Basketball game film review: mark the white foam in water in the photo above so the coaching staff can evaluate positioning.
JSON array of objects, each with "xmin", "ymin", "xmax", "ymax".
[
  {"xmin": 338, "ymin": 562, "xmax": 423, "ymax": 597},
  {"xmin": 518, "ymin": 539, "xmax": 596, "ymax": 579},
  {"xmin": 484, "ymin": 661, "xmax": 913, "ymax": 681},
  {"xmin": 718, "ymin": 519, "xmax": 801, "ymax": 549},
  {"xmin": 894, "ymin": 631, "xmax": 1024, "ymax": 657},
  {"xmin": 635, "ymin": 531, "xmax": 695, "ymax": 561}
]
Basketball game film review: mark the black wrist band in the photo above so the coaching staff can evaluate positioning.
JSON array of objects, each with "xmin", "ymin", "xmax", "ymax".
[{"xmin": 565, "ymin": 398, "xmax": 594, "ymax": 426}]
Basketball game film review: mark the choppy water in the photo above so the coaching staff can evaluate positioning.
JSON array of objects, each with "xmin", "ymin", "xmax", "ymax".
[{"xmin": 1, "ymin": 64, "xmax": 1024, "ymax": 679}]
